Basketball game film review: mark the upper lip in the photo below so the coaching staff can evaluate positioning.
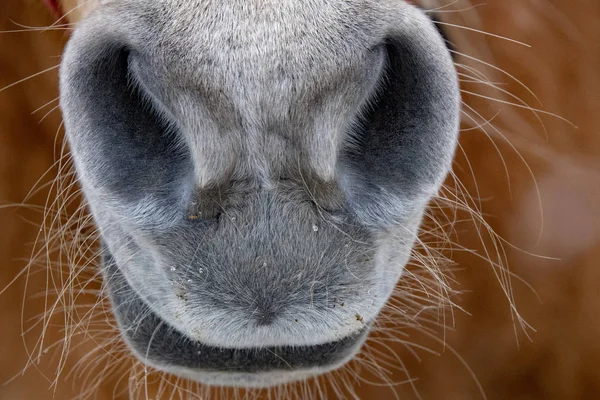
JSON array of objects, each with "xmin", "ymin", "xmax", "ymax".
[{"xmin": 104, "ymin": 246, "xmax": 371, "ymax": 376}]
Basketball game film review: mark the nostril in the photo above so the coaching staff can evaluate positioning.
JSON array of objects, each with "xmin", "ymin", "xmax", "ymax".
[
  {"xmin": 61, "ymin": 36, "xmax": 194, "ymax": 226},
  {"xmin": 338, "ymin": 18, "xmax": 459, "ymax": 227}
]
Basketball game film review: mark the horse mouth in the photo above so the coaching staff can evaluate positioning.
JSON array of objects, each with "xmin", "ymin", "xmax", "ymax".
[{"xmin": 102, "ymin": 247, "xmax": 371, "ymax": 387}]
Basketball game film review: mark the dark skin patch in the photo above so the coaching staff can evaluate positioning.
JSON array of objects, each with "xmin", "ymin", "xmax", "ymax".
[{"xmin": 187, "ymin": 175, "xmax": 347, "ymax": 222}]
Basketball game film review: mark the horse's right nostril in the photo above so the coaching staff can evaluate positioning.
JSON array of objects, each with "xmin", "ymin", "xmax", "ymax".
[{"xmin": 60, "ymin": 38, "xmax": 194, "ymax": 227}]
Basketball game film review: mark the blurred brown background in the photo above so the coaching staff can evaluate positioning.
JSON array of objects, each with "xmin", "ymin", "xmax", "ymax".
[{"xmin": 1, "ymin": 0, "xmax": 599, "ymax": 398}]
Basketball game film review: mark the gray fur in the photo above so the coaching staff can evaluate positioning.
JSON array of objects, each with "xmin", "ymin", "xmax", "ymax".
[{"xmin": 59, "ymin": 0, "xmax": 459, "ymax": 388}]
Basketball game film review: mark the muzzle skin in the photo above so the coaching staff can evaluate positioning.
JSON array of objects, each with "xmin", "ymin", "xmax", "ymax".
[{"xmin": 59, "ymin": 0, "xmax": 460, "ymax": 387}]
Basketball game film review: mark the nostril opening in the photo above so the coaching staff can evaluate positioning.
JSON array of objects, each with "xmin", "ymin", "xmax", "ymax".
[{"xmin": 61, "ymin": 38, "xmax": 195, "ymax": 225}]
